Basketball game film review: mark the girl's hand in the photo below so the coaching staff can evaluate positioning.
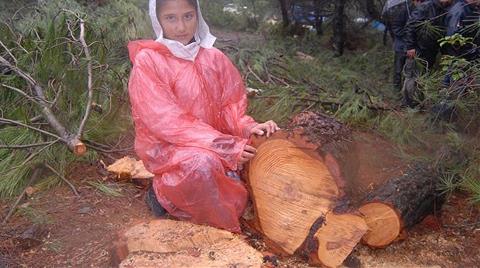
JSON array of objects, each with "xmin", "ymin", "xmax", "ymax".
[
  {"xmin": 250, "ymin": 120, "xmax": 280, "ymax": 137},
  {"xmin": 239, "ymin": 145, "xmax": 257, "ymax": 165}
]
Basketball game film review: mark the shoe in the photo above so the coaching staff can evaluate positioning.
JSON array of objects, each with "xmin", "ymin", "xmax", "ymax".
[{"xmin": 145, "ymin": 186, "xmax": 167, "ymax": 217}]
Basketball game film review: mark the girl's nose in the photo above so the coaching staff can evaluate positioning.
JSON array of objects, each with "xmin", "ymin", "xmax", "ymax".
[{"xmin": 177, "ymin": 20, "xmax": 187, "ymax": 33}]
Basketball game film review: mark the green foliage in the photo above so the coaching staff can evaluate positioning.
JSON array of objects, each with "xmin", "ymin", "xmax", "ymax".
[
  {"xmin": 87, "ymin": 180, "xmax": 123, "ymax": 197},
  {"xmin": 201, "ymin": 0, "xmax": 277, "ymax": 31},
  {"xmin": 227, "ymin": 31, "xmax": 392, "ymax": 126},
  {"xmin": 439, "ymin": 33, "xmax": 473, "ymax": 48},
  {"xmin": 0, "ymin": 0, "xmax": 148, "ymax": 197},
  {"xmin": 236, "ymin": 24, "xmax": 480, "ymax": 205}
]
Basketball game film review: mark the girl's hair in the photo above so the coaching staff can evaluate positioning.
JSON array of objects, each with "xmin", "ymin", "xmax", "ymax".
[{"xmin": 156, "ymin": 0, "xmax": 198, "ymax": 11}]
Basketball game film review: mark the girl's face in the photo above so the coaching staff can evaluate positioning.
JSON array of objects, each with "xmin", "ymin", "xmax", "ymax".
[{"xmin": 157, "ymin": 0, "xmax": 198, "ymax": 45}]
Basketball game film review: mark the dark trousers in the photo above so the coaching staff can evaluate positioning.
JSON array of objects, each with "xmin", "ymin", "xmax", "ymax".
[
  {"xmin": 393, "ymin": 51, "xmax": 407, "ymax": 90},
  {"xmin": 417, "ymin": 49, "xmax": 438, "ymax": 71}
]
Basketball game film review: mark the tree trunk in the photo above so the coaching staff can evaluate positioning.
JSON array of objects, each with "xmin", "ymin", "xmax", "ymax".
[
  {"xmin": 364, "ymin": 0, "xmax": 381, "ymax": 20},
  {"xmin": 358, "ymin": 164, "xmax": 446, "ymax": 248},
  {"xmin": 247, "ymin": 131, "xmax": 368, "ymax": 267},
  {"xmin": 278, "ymin": 0, "xmax": 290, "ymax": 28},
  {"xmin": 333, "ymin": 0, "xmax": 347, "ymax": 56},
  {"xmin": 246, "ymin": 111, "xmax": 445, "ymax": 266},
  {"xmin": 314, "ymin": 0, "xmax": 323, "ymax": 36}
]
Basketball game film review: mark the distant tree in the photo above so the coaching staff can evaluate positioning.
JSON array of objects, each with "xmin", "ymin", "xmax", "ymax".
[
  {"xmin": 333, "ymin": 0, "xmax": 347, "ymax": 56},
  {"xmin": 278, "ymin": 0, "xmax": 290, "ymax": 27}
]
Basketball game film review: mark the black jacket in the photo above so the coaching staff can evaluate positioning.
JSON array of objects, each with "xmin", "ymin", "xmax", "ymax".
[
  {"xmin": 384, "ymin": 1, "xmax": 415, "ymax": 52},
  {"xmin": 404, "ymin": 0, "xmax": 451, "ymax": 51}
]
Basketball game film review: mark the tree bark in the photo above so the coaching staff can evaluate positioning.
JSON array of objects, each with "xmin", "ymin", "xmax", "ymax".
[
  {"xmin": 359, "ymin": 164, "xmax": 446, "ymax": 248},
  {"xmin": 333, "ymin": 0, "xmax": 347, "ymax": 56},
  {"xmin": 314, "ymin": 0, "xmax": 323, "ymax": 36},
  {"xmin": 278, "ymin": 0, "xmax": 290, "ymax": 28},
  {"xmin": 364, "ymin": 0, "xmax": 381, "ymax": 20}
]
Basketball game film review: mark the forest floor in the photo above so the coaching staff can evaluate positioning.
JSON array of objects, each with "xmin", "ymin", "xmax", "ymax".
[
  {"xmin": 1, "ymin": 28, "xmax": 480, "ymax": 268},
  {"xmin": 1, "ymin": 132, "xmax": 479, "ymax": 268}
]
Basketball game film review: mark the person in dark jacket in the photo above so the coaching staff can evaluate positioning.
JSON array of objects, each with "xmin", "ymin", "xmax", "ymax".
[
  {"xmin": 432, "ymin": 0, "xmax": 480, "ymax": 120},
  {"xmin": 383, "ymin": 0, "xmax": 424, "ymax": 90},
  {"xmin": 444, "ymin": 0, "xmax": 480, "ymax": 60},
  {"xmin": 404, "ymin": 0, "xmax": 455, "ymax": 69}
]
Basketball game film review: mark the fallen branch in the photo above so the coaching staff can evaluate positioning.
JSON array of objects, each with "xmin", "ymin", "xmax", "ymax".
[
  {"xmin": 0, "ymin": 56, "xmax": 86, "ymax": 155},
  {"xmin": 4, "ymin": 139, "xmax": 60, "ymax": 174},
  {"xmin": 0, "ymin": 140, "xmax": 59, "ymax": 149},
  {"xmin": 76, "ymin": 17, "xmax": 94, "ymax": 138},
  {"xmin": 2, "ymin": 168, "xmax": 42, "ymax": 225},
  {"xmin": 44, "ymin": 162, "xmax": 80, "ymax": 196},
  {"xmin": 247, "ymin": 65, "xmax": 266, "ymax": 84},
  {"xmin": 0, "ymin": 117, "xmax": 64, "ymax": 141},
  {"xmin": 253, "ymin": 95, "xmax": 394, "ymax": 111}
]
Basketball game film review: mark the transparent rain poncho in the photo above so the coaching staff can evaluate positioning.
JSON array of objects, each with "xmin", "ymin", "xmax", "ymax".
[{"xmin": 127, "ymin": 0, "xmax": 257, "ymax": 232}]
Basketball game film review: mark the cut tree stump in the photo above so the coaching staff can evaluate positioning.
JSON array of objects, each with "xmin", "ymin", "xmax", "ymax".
[
  {"xmin": 112, "ymin": 219, "xmax": 263, "ymax": 268},
  {"xmin": 358, "ymin": 164, "xmax": 445, "ymax": 248},
  {"xmin": 247, "ymin": 129, "xmax": 367, "ymax": 267},
  {"xmin": 246, "ymin": 112, "xmax": 443, "ymax": 267}
]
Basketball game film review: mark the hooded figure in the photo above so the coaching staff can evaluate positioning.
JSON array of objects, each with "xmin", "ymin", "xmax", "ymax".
[{"xmin": 127, "ymin": 0, "xmax": 259, "ymax": 232}]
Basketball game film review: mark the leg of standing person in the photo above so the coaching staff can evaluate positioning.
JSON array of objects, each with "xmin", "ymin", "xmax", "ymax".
[{"xmin": 393, "ymin": 50, "xmax": 407, "ymax": 91}]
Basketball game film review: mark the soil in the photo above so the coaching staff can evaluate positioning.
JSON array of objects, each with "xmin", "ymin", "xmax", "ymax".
[{"xmin": 1, "ymin": 133, "xmax": 479, "ymax": 268}]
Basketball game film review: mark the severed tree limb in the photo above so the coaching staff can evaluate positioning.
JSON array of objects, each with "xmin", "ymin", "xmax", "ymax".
[
  {"xmin": 0, "ymin": 117, "xmax": 64, "ymax": 141},
  {"xmin": 0, "ymin": 56, "xmax": 86, "ymax": 156},
  {"xmin": 44, "ymin": 163, "xmax": 80, "ymax": 196},
  {"xmin": 2, "ymin": 167, "xmax": 42, "ymax": 225},
  {"xmin": 76, "ymin": 17, "xmax": 94, "ymax": 138},
  {"xmin": 1, "ymin": 83, "xmax": 41, "ymax": 104},
  {"xmin": 0, "ymin": 40, "xmax": 17, "ymax": 64},
  {"xmin": 0, "ymin": 140, "xmax": 59, "ymax": 149},
  {"xmin": 4, "ymin": 139, "xmax": 60, "ymax": 174}
]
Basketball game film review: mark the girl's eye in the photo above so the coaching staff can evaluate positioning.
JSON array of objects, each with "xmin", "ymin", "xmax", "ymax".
[
  {"xmin": 184, "ymin": 13, "xmax": 194, "ymax": 20},
  {"xmin": 165, "ymin": 15, "xmax": 176, "ymax": 22}
]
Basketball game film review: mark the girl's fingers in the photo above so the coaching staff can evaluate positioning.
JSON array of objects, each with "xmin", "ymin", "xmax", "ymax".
[
  {"xmin": 242, "ymin": 151, "xmax": 255, "ymax": 159},
  {"xmin": 255, "ymin": 129, "xmax": 264, "ymax": 135},
  {"xmin": 244, "ymin": 145, "xmax": 257, "ymax": 153}
]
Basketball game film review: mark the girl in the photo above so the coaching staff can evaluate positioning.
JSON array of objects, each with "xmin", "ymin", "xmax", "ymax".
[{"xmin": 128, "ymin": 0, "xmax": 279, "ymax": 233}]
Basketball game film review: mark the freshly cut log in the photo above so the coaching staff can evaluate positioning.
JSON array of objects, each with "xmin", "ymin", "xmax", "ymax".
[
  {"xmin": 311, "ymin": 212, "xmax": 368, "ymax": 267},
  {"xmin": 358, "ymin": 164, "xmax": 445, "ymax": 248},
  {"xmin": 247, "ymin": 130, "xmax": 367, "ymax": 267},
  {"xmin": 358, "ymin": 203, "xmax": 401, "ymax": 247},
  {"xmin": 248, "ymin": 134, "xmax": 341, "ymax": 254},
  {"xmin": 112, "ymin": 219, "xmax": 263, "ymax": 268}
]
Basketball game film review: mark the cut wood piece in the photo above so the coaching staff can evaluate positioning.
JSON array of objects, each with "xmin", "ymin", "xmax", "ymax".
[
  {"xmin": 358, "ymin": 203, "xmax": 401, "ymax": 248},
  {"xmin": 112, "ymin": 219, "xmax": 263, "ymax": 268},
  {"xmin": 248, "ymin": 133, "xmax": 341, "ymax": 255},
  {"xmin": 107, "ymin": 156, "xmax": 154, "ymax": 180},
  {"xmin": 73, "ymin": 141, "xmax": 87, "ymax": 156},
  {"xmin": 359, "ymin": 164, "xmax": 445, "ymax": 248},
  {"xmin": 312, "ymin": 212, "xmax": 368, "ymax": 268}
]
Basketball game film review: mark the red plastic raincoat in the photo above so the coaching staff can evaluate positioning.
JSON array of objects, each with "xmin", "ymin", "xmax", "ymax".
[{"xmin": 128, "ymin": 40, "xmax": 257, "ymax": 232}]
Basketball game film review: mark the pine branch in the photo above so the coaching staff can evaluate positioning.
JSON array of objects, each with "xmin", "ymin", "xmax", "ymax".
[
  {"xmin": 76, "ymin": 17, "xmax": 94, "ymax": 138},
  {"xmin": 2, "ymin": 167, "xmax": 42, "ymax": 225},
  {"xmin": 0, "ymin": 56, "xmax": 86, "ymax": 156},
  {"xmin": 45, "ymin": 163, "xmax": 80, "ymax": 196},
  {"xmin": 0, "ymin": 140, "xmax": 60, "ymax": 149}
]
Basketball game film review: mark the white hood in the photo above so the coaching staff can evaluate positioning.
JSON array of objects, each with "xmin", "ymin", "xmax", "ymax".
[{"xmin": 149, "ymin": 0, "xmax": 216, "ymax": 61}]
